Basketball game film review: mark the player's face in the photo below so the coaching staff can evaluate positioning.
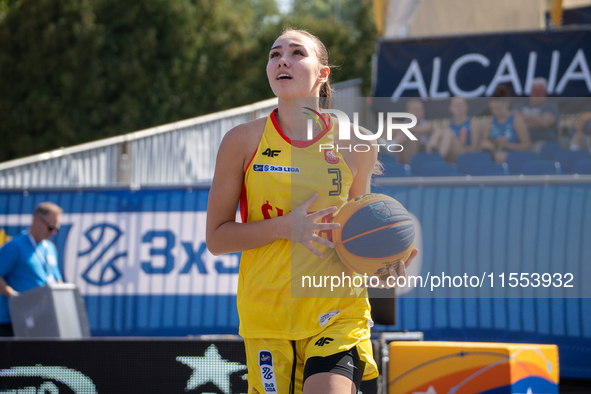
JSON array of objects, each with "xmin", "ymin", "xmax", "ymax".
[
  {"xmin": 530, "ymin": 83, "xmax": 547, "ymax": 106},
  {"xmin": 489, "ymin": 100, "xmax": 508, "ymax": 118},
  {"xmin": 530, "ymin": 83, "xmax": 547, "ymax": 98},
  {"xmin": 35, "ymin": 212, "xmax": 61, "ymax": 240},
  {"xmin": 449, "ymin": 97, "xmax": 467, "ymax": 117},
  {"xmin": 266, "ymin": 31, "xmax": 326, "ymax": 99},
  {"xmin": 406, "ymin": 101, "xmax": 424, "ymax": 120}
]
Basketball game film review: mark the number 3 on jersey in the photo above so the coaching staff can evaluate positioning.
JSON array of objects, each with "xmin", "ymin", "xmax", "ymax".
[{"xmin": 328, "ymin": 168, "xmax": 341, "ymax": 196}]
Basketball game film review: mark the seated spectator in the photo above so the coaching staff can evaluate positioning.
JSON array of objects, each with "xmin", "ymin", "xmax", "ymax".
[
  {"xmin": 513, "ymin": 77, "xmax": 560, "ymax": 152},
  {"xmin": 390, "ymin": 98, "xmax": 433, "ymax": 164},
  {"xmin": 570, "ymin": 112, "xmax": 591, "ymax": 152},
  {"xmin": 427, "ymin": 96, "xmax": 480, "ymax": 162},
  {"xmin": 480, "ymin": 86, "xmax": 531, "ymax": 163}
]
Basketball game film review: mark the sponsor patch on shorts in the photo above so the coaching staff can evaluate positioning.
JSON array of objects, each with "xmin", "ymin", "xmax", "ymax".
[{"xmin": 259, "ymin": 350, "xmax": 277, "ymax": 393}]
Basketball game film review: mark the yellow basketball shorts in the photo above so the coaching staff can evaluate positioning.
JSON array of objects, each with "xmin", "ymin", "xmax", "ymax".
[{"xmin": 243, "ymin": 318, "xmax": 378, "ymax": 394}]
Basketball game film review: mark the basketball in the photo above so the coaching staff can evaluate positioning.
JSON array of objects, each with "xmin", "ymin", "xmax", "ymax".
[{"xmin": 333, "ymin": 193, "xmax": 415, "ymax": 276}]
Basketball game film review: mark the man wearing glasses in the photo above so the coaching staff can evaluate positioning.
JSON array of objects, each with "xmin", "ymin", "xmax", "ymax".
[{"xmin": 0, "ymin": 202, "xmax": 64, "ymax": 336}]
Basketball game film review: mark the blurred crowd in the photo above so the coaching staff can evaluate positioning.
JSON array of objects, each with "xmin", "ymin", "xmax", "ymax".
[{"xmin": 378, "ymin": 78, "xmax": 591, "ymax": 177}]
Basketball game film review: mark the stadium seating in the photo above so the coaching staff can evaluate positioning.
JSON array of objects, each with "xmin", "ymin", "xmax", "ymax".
[
  {"xmin": 555, "ymin": 149, "xmax": 591, "ymax": 173},
  {"xmin": 468, "ymin": 161, "xmax": 507, "ymax": 176},
  {"xmin": 377, "ymin": 154, "xmax": 398, "ymax": 164},
  {"xmin": 418, "ymin": 161, "xmax": 460, "ymax": 176},
  {"xmin": 521, "ymin": 160, "xmax": 561, "ymax": 175},
  {"xmin": 456, "ymin": 152, "xmax": 492, "ymax": 174},
  {"xmin": 574, "ymin": 159, "xmax": 591, "ymax": 174},
  {"xmin": 410, "ymin": 152, "xmax": 444, "ymax": 176},
  {"xmin": 382, "ymin": 162, "xmax": 411, "ymax": 177},
  {"xmin": 505, "ymin": 151, "xmax": 539, "ymax": 174},
  {"xmin": 539, "ymin": 141, "xmax": 561, "ymax": 160}
]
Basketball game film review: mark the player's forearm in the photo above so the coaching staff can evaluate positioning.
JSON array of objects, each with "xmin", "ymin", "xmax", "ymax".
[
  {"xmin": 523, "ymin": 113, "xmax": 555, "ymax": 129},
  {"xmin": 0, "ymin": 276, "xmax": 17, "ymax": 298},
  {"xmin": 207, "ymin": 215, "xmax": 289, "ymax": 256}
]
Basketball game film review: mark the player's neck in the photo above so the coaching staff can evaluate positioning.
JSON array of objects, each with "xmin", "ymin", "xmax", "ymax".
[
  {"xmin": 29, "ymin": 228, "xmax": 43, "ymax": 244},
  {"xmin": 276, "ymin": 98, "xmax": 323, "ymax": 141},
  {"xmin": 496, "ymin": 112, "xmax": 510, "ymax": 123},
  {"xmin": 452, "ymin": 114, "xmax": 468, "ymax": 124}
]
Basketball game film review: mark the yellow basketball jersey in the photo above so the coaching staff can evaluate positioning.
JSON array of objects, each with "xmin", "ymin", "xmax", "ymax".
[{"xmin": 238, "ymin": 109, "xmax": 372, "ymax": 340}]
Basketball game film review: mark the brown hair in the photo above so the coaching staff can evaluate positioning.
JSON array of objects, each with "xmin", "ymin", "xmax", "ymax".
[
  {"xmin": 34, "ymin": 202, "xmax": 63, "ymax": 217},
  {"xmin": 405, "ymin": 98, "xmax": 424, "ymax": 110},
  {"xmin": 490, "ymin": 85, "xmax": 511, "ymax": 103},
  {"xmin": 281, "ymin": 27, "xmax": 333, "ymax": 107}
]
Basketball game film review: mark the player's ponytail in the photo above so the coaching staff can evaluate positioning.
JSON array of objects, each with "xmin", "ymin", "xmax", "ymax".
[{"xmin": 319, "ymin": 80, "xmax": 332, "ymax": 109}]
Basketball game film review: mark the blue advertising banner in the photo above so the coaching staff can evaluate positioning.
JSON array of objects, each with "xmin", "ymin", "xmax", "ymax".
[
  {"xmin": 0, "ymin": 182, "xmax": 590, "ymax": 378},
  {"xmin": 0, "ymin": 187, "xmax": 240, "ymax": 337},
  {"xmin": 374, "ymin": 28, "xmax": 591, "ymax": 98},
  {"xmin": 372, "ymin": 181, "xmax": 591, "ymax": 379}
]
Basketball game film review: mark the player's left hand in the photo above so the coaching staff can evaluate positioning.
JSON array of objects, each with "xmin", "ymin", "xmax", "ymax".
[{"xmin": 376, "ymin": 249, "xmax": 418, "ymax": 289}]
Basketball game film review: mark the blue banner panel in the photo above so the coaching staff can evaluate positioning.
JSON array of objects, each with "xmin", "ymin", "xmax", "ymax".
[
  {"xmin": 0, "ymin": 188, "xmax": 239, "ymax": 337},
  {"xmin": 375, "ymin": 28, "xmax": 591, "ymax": 98}
]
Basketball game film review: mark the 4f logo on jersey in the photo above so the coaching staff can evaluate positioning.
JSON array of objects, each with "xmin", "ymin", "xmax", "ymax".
[
  {"xmin": 314, "ymin": 337, "xmax": 334, "ymax": 346},
  {"xmin": 259, "ymin": 350, "xmax": 277, "ymax": 393},
  {"xmin": 262, "ymin": 148, "xmax": 281, "ymax": 158}
]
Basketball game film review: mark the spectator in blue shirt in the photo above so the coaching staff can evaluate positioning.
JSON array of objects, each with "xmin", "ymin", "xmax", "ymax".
[
  {"xmin": 0, "ymin": 202, "xmax": 63, "ymax": 336},
  {"xmin": 513, "ymin": 77, "xmax": 560, "ymax": 152},
  {"xmin": 427, "ymin": 96, "xmax": 481, "ymax": 162},
  {"xmin": 480, "ymin": 86, "xmax": 531, "ymax": 162}
]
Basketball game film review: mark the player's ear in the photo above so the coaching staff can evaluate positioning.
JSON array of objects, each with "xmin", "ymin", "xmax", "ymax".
[{"xmin": 318, "ymin": 66, "xmax": 330, "ymax": 84}]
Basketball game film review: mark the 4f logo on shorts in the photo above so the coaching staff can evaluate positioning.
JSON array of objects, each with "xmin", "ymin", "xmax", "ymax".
[
  {"xmin": 259, "ymin": 350, "xmax": 277, "ymax": 393},
  {"xmin": 314, "ymin": 337, "xmax": 334, "ymax": 346}
]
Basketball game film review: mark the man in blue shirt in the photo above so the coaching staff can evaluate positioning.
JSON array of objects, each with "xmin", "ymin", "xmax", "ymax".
[
  {"xmin": 0, "ymin": 202, "xmax": 64, "ymax": 336},
  {"xmin": 513, "ymin": 77, "xmax": 560, "ymax": 152}
]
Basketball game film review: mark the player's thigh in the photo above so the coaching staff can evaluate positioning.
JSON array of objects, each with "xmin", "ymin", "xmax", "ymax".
[
  {"xmin": 302, "ymin": 318, "xmax": 378, "ymax": 393},
  {"xmin": 303, "ymin": 372, "xmax": 355, "ymax": 394},
  {"xmin": 244, "ymin": 338, "xmax": 303, "ymax": 394}
]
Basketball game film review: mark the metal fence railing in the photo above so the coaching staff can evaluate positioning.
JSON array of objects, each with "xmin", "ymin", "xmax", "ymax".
[{"xmin": 0, "ymin": 79, "xmax": 363, "ymax": 189}]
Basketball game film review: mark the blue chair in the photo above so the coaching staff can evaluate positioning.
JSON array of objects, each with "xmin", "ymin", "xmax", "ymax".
[
  {"xmin": 506, "ymin": 151, "xmax": 539, "ymax": 174},
  {"xmin": 574, "ymin": 159, "xmax": 591, "ymax": 174},
  {"xmin": 521, "ymin": 160, "xmax": 561, "ymax": 175},
  {"xmin": 382, "ymin": 162, "xmax": 410, "ymax": 177},
  {"xmin": 539, "ymin": 141, "xmax": 561, "ymax": 161},
  {"xmin": 419, "ymin": 161, "xmax": 459, "ymax": 176},
  {"xmin": 555, "ymin": 150, "xmax": 591, "ymax": 173},
  {"xmin": 410, "ymin": 152, "xmax": 444, "ymax": 176},
  {"xmin": 469, "ymin": 161, "xmax": 507, "ymax": 176},
  {"xmin": 377, "ymin": 154, "xmax": 398, "ymax": 164},
  {"xmin": 456, "ymin": 152, "xmax": 492, "ymax": 174}
]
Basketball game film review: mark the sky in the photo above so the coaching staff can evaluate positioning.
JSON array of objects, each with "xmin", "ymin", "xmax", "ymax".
[{"xmin": 276, "ymin": 0, "xmax": 293, "ymax": 14}]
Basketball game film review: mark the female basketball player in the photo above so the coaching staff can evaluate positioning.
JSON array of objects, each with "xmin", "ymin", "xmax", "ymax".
[{"xmin": 206, "ymin": 28, "xmax": 418, "ymax": 394}]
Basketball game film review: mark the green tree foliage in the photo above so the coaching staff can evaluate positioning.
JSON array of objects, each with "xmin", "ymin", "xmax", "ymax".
[{"xmin": 0, "ymin": 0, "xmax": 375, "ymax": 162}]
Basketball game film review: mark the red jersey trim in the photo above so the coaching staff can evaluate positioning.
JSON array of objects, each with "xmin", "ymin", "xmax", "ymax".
[
  {"xmin": 270, "ymin": 108, "xmax": 333, "ymax": 148},
  {"xmin": 240, "ymin": 144, "xmax": 258, "ymax": 224},
  {"xmin": 240, "ymin": 182, "xmax": 248, "ymax": 223}
]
